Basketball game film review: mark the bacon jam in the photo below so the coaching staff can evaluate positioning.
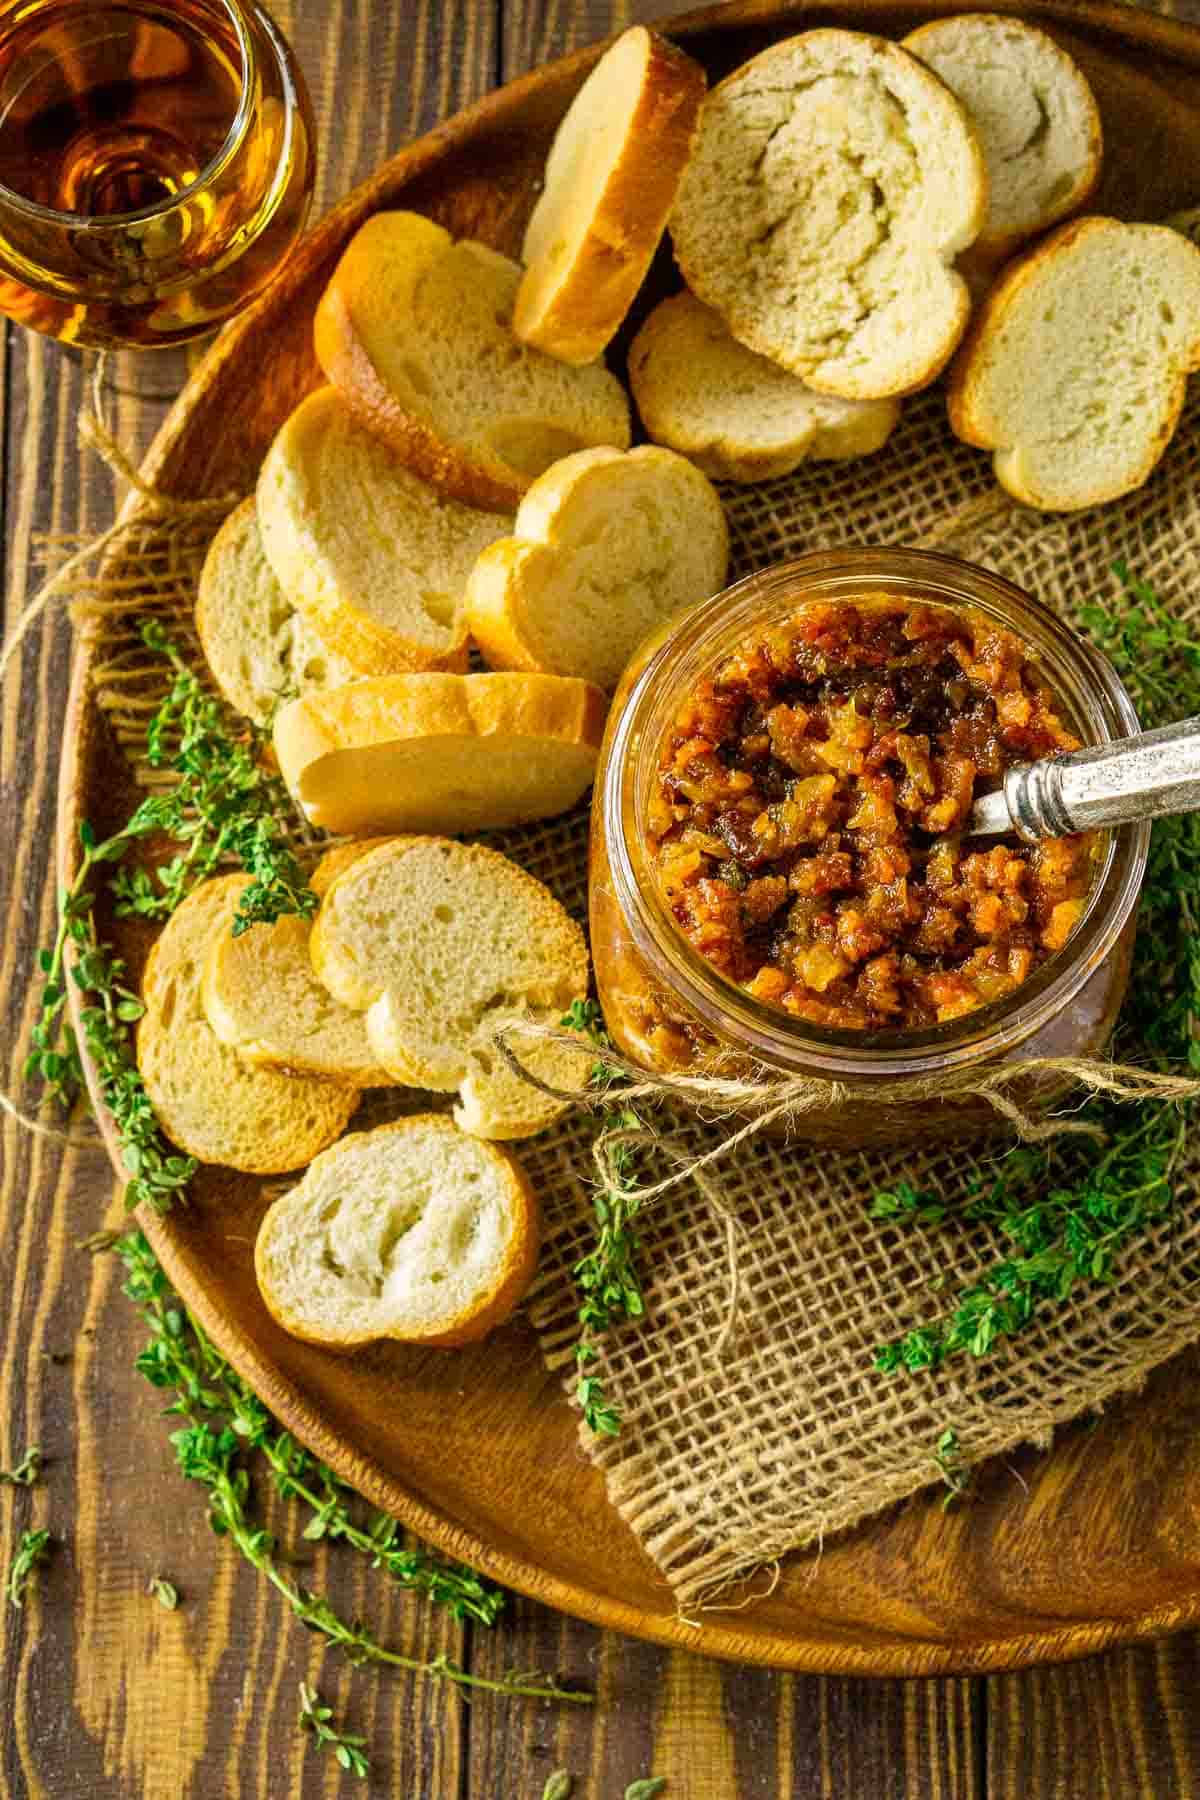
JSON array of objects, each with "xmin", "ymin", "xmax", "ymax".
[{"xmin": 648, "ymin": 599, "xmax": 1099, "ymax": 1032}]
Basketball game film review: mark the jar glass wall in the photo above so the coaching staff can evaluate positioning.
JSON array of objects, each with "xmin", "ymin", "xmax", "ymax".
[{"xmin": 589, "ymin": 548, "xmax": 1149, "ymax": 1150}]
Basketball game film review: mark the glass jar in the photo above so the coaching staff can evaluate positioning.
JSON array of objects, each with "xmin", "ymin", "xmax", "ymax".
[{"xmin": 589, "ymin": 548, "xmax": 1149, "ymax": 1150}]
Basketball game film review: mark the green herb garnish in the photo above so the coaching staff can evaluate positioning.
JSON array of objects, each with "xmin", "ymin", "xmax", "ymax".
[
  {"xmin": 27, "ymin": 624, "xmax": 315, "ymax": 1210},
  {"xmin": 0, "ymin": 1447, "xmax": 42, "ymax": 1487},
  {"xmin": 147, "ymin": 1575, "xmax": 179, "ymax": 1610},
  {"xmin": 8, "ymin": 1528, "xmax": 54, "ymax": 1609},
  {"xmin": 562, "ymin": 999, "xmax": 646, "ymax": 1438},
  {"xmin": 875, "ymin": 565, "xmax": 1199, "ymax": 1374},
  {"xmin": 114, "ymin": 1230, "xmax": 585, "ymax": 1703},
  {"xmin": 298, "ymin": 1683, "xmax": 370, "ymax": 1780}
]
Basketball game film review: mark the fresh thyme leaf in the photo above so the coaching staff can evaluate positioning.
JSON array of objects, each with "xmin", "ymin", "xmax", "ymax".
[
  {"xmin": 542, "ymin": 1772, "xmax": 573, "ymax": 1800},
  {"xmin": 0, "ymin": 1447, "xmax": 41, "ymax": 1487},
  {"xmin": 562, "ymin": 999, "xmax": 647, "ymax": 1437},
  {"xmin": 147, "ymin": 1575, "xmax": 179, "ymax": 1610},
  {"xmin": 7, "ymin": 1528, "xmax": 54, "ymax": 1609},
  {"xmin": 28, "ymin": 624, "xmax": 316, "ymax": 1216},
  {"xmin": 932, "ymin": 1428, "xmax": 970, "ymax": 1510},
  {"xmin": 875, "ymin": 566, "xmax": 1199, "ymax": 1376},
  {"xmin": 298, "ymin": 1682, "xmax": 370, "ymax": 1780},
  {"xmin": 111, "ymin": 1229, "xmax": 583, "ymax": 1710}
]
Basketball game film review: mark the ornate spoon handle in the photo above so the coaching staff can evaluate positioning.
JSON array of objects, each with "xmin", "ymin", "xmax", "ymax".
[{"xmin": 966, "ymin": 716, "xmax": 1200, "ymax": 842}]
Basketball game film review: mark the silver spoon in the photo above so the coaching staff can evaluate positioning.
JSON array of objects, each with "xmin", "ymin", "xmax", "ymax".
[{"xmin": 965, "ymin": 716, "xmax": 1200, "ymax": 842}]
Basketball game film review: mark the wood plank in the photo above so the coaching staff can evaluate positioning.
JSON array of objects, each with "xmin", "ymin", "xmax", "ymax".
[
  {"xmin": 987, "ymin": 1638, "xmax": 1200, "ymax": 1800},
  {"xmin": 0, "ymin": 3, "xmax": 499, "ymax": 1796}
]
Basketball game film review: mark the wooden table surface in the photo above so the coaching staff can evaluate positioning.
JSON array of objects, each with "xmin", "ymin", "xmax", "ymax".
[{"xmin": 3, "ymin": 1, "xmax": 1200, "ymax": 1795}]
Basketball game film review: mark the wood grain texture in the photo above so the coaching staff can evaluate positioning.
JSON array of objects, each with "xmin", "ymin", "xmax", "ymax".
[{"xmin": 3, "ymin": 2, "xmax": 1200, "ymax": 1799}]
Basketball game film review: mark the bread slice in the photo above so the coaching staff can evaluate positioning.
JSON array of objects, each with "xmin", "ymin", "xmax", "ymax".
[
  {"xmin": 136, "ymin": 876, "xmax": 360, "ymax": 1173},
  {"xmin": 257, "ymin": 387, "xmax": 508, "ymax": 676},
  {"xmin": 465, "ymin": 445, "xmax": 728, "ymax": 691},
  {"xmin": 273, "ymin": 671, "xmax": 605, "ymax": 836},
  {"xmin": 670, "ymin": 29, "xmax": 987, "ymax": 399},
  {"xmin": 513, "ymin": 27, "xmax": 705, "ymax": 364},
  {"xmin": 947, "ymin": 216, "xmax": 1200, "ymax": 510},
  {"xmin": 255, "ymin": 1117, "xmax": 540, "ymax": 1349},
  {"xmin": 628, "ymin": 291, "xmax": 901, "ymax": 482},
  {"xmin": 314, "ymin": 211, "xmax": 632, "ymax": 513},
  {"xmin": 195, "ymin": 498, "xmax": 360, "ymax": 726},
  {"xmin": 202, "ymin": 843, "xmax": 392, "ymax": 1084},
  {"xmin": 309, "ymin": 837, "xmax": 592, "ymax": 1140},
  {"xmin": 901, "ymin": 16, "xmax": 1101, "ymax": 266}
]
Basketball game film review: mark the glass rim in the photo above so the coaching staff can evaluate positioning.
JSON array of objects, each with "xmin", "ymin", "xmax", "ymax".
[
  {"xmin": 0, "ymin": 0, "xmax": 257, "ymax": 229},
  {"xmin": 603, "ymin": 547, "xmax": 1152, "ymax": 1079}
]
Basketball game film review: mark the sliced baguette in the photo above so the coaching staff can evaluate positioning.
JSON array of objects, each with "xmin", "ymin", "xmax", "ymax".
[
  {"xmin": 670, "ymin": 29, "xmax": 987, "ymax": 398},
  {"xmin": 947, "ymin": 216, "xmax": 1200, "ymax": 511},
  {"xmin": 273, "ymin": 671, "xmax": 605, "ymax": 836},
  {"xmin": 901, "ymin": 15, "xmax": 1102, "ymax": 266},
  {"xmin": 202, "ymin": 842, "xmax": 392, "ymax": 1084},
  {"xmin": 465, "ymin": 445, "xmax": 728, "ymax": 691},
  {"xmin": 195, "ymin": 498, "xmax": 359, "ymax": 726},
  {"xmin": 257, "ymin": 388, "xmax": 508, "ymax": 675},
  {"xmin": 255, "ymin": 1117, "xmax": 540, "ymax": 1349},
  {"xmin": 137, "ymin": 875, "xmax": 359, "ymax": 1173},
  {"xmin": 513, "ymin": 27, "xmax": 705, "ymax": 364},
  {"xmin": 314, "ymin": 211, "xmax": 632, "ymax": 513},
  {"xmin": 310, "ymin": 837, "xmax": 592, "ymax": 1140},
  {"xmin": 628, "ymin": 291, "xmax": 901, "ymax": 481}
]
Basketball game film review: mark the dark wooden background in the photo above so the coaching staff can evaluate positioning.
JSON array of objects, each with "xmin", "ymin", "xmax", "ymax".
[{"xmin": 3, "ymin": 1, "xmax": 1200, "ymax": 1794}]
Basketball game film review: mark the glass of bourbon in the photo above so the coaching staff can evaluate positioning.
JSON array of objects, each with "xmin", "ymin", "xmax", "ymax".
[{"xmin": 0, "ymin": 0, "xmax": 315, "ymax": 348}]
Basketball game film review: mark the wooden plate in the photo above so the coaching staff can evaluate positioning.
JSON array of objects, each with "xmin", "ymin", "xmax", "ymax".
[{"xmin": 60, "ymin": 0, "xmax": 1200, "ymax": 1676}]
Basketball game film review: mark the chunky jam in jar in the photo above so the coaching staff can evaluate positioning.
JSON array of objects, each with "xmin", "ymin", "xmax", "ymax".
[{"xmin": 648, "ymin": 599, "xmax": 1099, "ymax": 1032}]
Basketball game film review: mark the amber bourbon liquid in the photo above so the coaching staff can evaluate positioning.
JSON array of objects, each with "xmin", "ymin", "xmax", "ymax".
[{"xmin": 0, "ymin": 0, "xmax": 314, "ymax": 346}]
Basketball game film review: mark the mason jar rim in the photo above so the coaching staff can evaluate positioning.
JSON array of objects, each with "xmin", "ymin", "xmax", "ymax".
[
  {"xmin": 0, "ymin": 0, "xmax": 256, "ymax": 230},
  {"xmin": 602, "ymin": 547, "xmax": 1151, "ymax": 1080}
]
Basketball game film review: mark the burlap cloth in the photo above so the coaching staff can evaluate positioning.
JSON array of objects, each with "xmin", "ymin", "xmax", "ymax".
[{"xmin": 74, "ymin": 367, "xmax": 1200, "ymax": 1612}]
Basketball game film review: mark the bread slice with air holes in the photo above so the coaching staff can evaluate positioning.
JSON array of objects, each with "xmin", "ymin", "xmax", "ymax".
[
  {"xmin": 901, "ymin": 15, "xmax": 1102, "ymax": 273},
  {"xmin": 465, "ymin": 445, "xmax": 728, "ymax": 692},
  {"xmin": 670, "ymin": 29, "xmax": 987, "ymax": 399},
  {"xmin": 947, "ymin": 215, "xmax": 1200, "ymax": 511},
  {"xmin": 513, "ymin": 26, "xmax": 706, "ymax": 365},
  {"xmin": 309, "ymin": 837, "xmax": 592, "ymax": 1140},
  {"xmin": 255, "ymin": 1117, "xmax": 540, "ymax": 1349},
  {"xmin": 195, "ymin": 497, "xmax": 360, "ymax": 726},
  {"xmin": 136, "ymin": 875, "xmax": 360, "ymax": 1173},
  {"xmin": 272, "ymin": 671, "xmax": 606, "ymax": 837},
  {"xmin": 314, "ymin": 210, "xmax": 632, "ymax": 514},
  {"xmin": 628, "ymin": 291, "xmax": 901, "ymax": 482},
  {"xmin": 257, "ymin": 387, "xmax": 510, "ymax": 676},
  {"xmin": 202, "ymin": 842, "xmax": 392, "ymax": 1085}
]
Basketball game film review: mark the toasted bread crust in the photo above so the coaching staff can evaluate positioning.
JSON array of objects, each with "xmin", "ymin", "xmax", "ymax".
[
  {"xmin": 628, "ymin": 290, "xmax": 901, "ymax": 481},
  {"xmin": 257, "ymin": 388, "xmax": 498, "ymax": 675},
  {"xmin": 273, "ymin": 671, "xmax": 606, "ymax": 835},
  {"xmin": 316, "ymin": 282, "xmax": 525, "ymax": 515},
  {"xmin": 901, "ymin": 14, "xmax": 1102, "ymax": 261},
  {"xmin": 255, "ymin": 1117, "xmax": 540, "ymax": 1349},
  {"xmin": 947, "ymin": 215, "xmax": 1200, "ymax": 509},
  {"xmin": 314, "ymin": 214, "xmax": 631, "ymax": 512},
  {"xmin": 513, "ymin": 28, "xmax": 706, "ymax": 364},
  {"xmin": 137, "ymin": 876, "xmax": 359, "ymax": 1173},
  {"xmin": 671, "ymin": 29, "xmax": 987, "ymax": 399}
]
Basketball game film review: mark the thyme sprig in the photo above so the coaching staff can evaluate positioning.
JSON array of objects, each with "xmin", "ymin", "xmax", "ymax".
[
  {"xmin": 26, "ymin": 623, "xmax": 315, "ymax": 1210},
  {"xmin": 562, "ymin": 1000, "xmax": 647, "ymax": 1437},
  {"xmin": 0, "ymin": 1447, "xmax": 42, "ymax": 1487},
  {"xmin": 298, "ymin": 1682, "xmax": 370, "ymax": 1780},
  {"xmin": 7, "ymin": 1528, "xmax": 54, "ymax": 1609},
  {"xmin": 875, "ymin": 566, "xmax": 1199, "ymax": 1374},
  {"xmin": 117, "ymin": 1230, "xmax": 505, "ymax": 1630}
]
